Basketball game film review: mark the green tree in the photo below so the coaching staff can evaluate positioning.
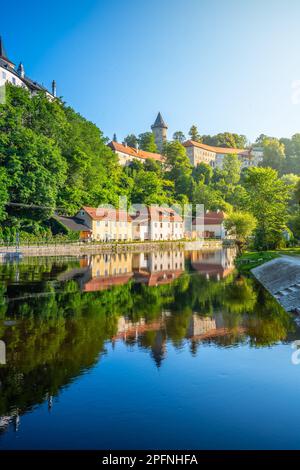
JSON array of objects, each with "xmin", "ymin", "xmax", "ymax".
[
  {"xmin": 188, "ymin": 125, "xmax": 201, "ymax": 142},
  {"xmin": 225, "ymin": 211, "xmax": 257, "ymax": 251},
  {"xmin": 0, "ymin": 168, "xmax": 8, "ymax": 223},
  {"xmin": 222, "ymin": 154, "xmax": 241, "ymax": 184},
  {"xmin": 261, "ymin": 138, "xmax": 285, "ymax": 173},
  {"xmin": 173, "ymin": 131, "xmax": 186, "ymax": 143},
  {"xmin": 243, "ymin": 167, "xmax": 290, "ymax": 250},
  {"xmin": 124, "ymin": 134, "xmax": 138, "ymax": 148},
  {"xmin": 192, "ymin": 162, "xmax": 213, "ymax": 185},
  {"xmin": 138, "ymin": 132, "xmax": 158, "ymax": 153},
  {"xmin": 163, "ymin": 141, "xmax": 193, "ymax": 198}
]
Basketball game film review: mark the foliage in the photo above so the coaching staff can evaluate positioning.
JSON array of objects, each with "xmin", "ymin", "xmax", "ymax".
[
  {"xmin": 138, "ymin": 132, "xmax": 158, "ymax": 153},
  {"xmin": 242, "ymin": 167, "xmax": 290, "ymax": 250},
  {"xmin": 188, "ymin": 125, "xmax": 201, "ymax": 142}
]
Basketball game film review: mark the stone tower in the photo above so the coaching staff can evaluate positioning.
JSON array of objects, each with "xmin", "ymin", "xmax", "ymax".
[{"xmin": 151, "ymin": 112, "xmax": 168, "ymax": 153}]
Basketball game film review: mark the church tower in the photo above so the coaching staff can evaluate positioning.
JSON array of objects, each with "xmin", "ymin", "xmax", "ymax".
[{"xmin": 151, "ymin": 112, "xmax": 168, "ymax": 153}]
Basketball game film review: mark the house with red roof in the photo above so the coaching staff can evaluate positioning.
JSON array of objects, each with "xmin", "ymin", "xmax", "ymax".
[
  {"xmin": 74, "ymin": 206, "xmax": 133, "ymax": 242},
  {"xmin": 132, "ymin": 206, "xmax": 184, "ymax": 241},
  {"xmin": 108, "ymin": 141, "xmax": 164, "ymax": 166},
  {"xmin": 192, "ymin": 210, "xmax": 227, "ymax": 239}
]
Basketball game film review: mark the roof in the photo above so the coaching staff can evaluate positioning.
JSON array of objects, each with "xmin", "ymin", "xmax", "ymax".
[
  {"xmin": 193, "ymin": 211, "xmax": 225, "ymax": 226},
  {"xmin": 183, "ymin": 140, "xmax": 248, "ymax": 156},
  {"xmin": 132, "ymin": 206, "xmax": 183, "ymax": 223},
  {"xmin": 109, "ymin": 141, "xmax": 164, "ymax": 162},
  {"xmin": 0, "ymin": 37, "xmax": 54, "ymax": 96},
  {"xmin": 83, "ymin": 273, "xmax": 133, "ymax": 292},
  {"xmin": 54, "ymin": 215, "xmax": 92, "ymax": 232},
  {"xmin": 0, "ymin": 36, "xmax": 14, "ymax": 66},
  {"xmin": 151, "ymin": 112, "xmax": 168, "ymax": 129},
  {"xmin": 81, "ymin": 206, "xmax": 132, "ymax": 222}
]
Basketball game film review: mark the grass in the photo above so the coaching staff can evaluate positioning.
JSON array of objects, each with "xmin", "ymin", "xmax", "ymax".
[{"xmin": 236, "ymin": 247, "xmax": 300, "ymax": 273}]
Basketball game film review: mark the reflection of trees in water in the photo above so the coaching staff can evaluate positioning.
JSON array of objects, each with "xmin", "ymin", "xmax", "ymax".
[{"xmin": 0, "ymin": 258, "xmax": 296, "ymax": 422}]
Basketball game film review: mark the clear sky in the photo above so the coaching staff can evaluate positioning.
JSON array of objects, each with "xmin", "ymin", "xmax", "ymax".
[{"xmin": 2, "ymin": 0, "xmax": 300, "ymax": 143}]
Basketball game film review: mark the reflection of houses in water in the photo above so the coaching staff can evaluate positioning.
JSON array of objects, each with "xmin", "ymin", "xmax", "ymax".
[
  {"xmin": 187, "ymin": 315, "xmax": 217, "ymax": 337},
  {"xmin": 133, "ymin": 251, "xmax": 184, "ymax": 286},
  {"xmin": 0, "ymin": 409, "xmax": 20, "ymax": 434},
  {"xmin": 76, "ymin": 251, "xmax": 185, "ymax": 292},
  {"xmin": 190, "ymin": 248, "xmax": 236, "ymax": 280},
  {"xmin": 112, "ymin": 311, "xmax": 245, "ymax": 367},
  {"xmin": 80, "ymin": 253, "xmax": 134, "ymax": 292}
]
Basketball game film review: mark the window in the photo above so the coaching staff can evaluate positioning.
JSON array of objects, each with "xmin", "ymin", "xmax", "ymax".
[
  {"xmin": 11, "ymin": 77, "xmax": 16, "ymax": 85},
  {"xmin": 2, "ymin": 71, "xmax": 6, "ymax": 79}
]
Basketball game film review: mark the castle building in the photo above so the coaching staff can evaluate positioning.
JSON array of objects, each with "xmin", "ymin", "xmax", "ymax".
[
  {"xmin": 0, "ymin": 36, "xmax": 56, "ymax": 98},
  {"xmin": 183, "ymin": 140, "xmax": 255, "ymax": 169},
  {"xmin": 151, "ymin": 112, "xmax": 168, "ymax": 152},
  {"xmin": 108, "ymin": 141, "xmax": 163, "ymax": 166}
]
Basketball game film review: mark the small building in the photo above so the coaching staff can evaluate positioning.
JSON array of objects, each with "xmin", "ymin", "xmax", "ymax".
[
  {"xmin": 108, "ymin": 141, "xmax": 164, "ymax": 166},
  {"xmin": 192, "ymin": 210, "xmax": 227, "ymax": 239},
  {"xmin": 75, "ymin": 206, "xmax": 133, "ymax": 242},
  {"xmin": 132, "ymin": 206, "xmax": 184, "ymax": 241}
]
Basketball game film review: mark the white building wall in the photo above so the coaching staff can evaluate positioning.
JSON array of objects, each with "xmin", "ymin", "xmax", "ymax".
[{"xmin": 0, "ymin": 65, "xmax": 25, "ymax": 89}]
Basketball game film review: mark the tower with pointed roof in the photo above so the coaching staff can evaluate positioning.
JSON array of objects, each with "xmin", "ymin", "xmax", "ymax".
[{"xmin": 151, "ymin": 112, "xmax": 168, "ymax": 153}]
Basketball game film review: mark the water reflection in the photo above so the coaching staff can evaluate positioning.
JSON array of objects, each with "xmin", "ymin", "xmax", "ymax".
[{"xmin": 0, "ymin": 248, "xmax": 297, "ymax": 441}]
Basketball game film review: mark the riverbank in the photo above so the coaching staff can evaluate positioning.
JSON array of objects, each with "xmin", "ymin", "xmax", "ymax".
[
  {"xmin": 236, "ymin": 247, "xmax": 300, "ymax": 273},
  {"xmin": 0, "ymin": 239, "xmax": 225, "ymax": 258}
]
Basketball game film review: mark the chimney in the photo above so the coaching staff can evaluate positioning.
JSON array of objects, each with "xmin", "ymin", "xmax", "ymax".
[
  {"xmin": 17, "ymin": 62, "xmax": 25, "ymax": 78},
  {"xmin": 52, "ymin": 80, "xmax": 57, "ymax": 97}
]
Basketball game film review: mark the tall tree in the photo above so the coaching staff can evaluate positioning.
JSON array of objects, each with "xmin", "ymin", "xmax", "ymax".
[
  {"xmin": 242, "ymin": 167, "xmax": 290, "ymax": 250},
  {"xmin": 261, "ymin": 138, "xmax": 285, "ymax": 173},
  {"xmin": 222, "ymin": 154, "xmax": 241, "ymax": 185},
  {"xmin": 163, "ymin": 141, "xmax": 193, "ymax": 198},
  {"xmin": 188, "ymin": 125, "xmax": 201, "ymax": 142},
  {"xmin": 173, "ymin": 131, "xmax": 186, "ymax": 143},
  {"xmin": 138, "ymin": 132, "xmax": 158, "ymax": 153},
  {"xmin": 124, "ymin": 134, "xmax": 138, "ymax": 148}
]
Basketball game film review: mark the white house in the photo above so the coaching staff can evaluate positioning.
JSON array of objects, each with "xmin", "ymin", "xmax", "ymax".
[
  {"xmin": 132, "ymin": 206, "xmax": 184, "ymax": 241},
  {"xmin": 0, "ymin": 36, "xmax": 56, "ymax": 98}
]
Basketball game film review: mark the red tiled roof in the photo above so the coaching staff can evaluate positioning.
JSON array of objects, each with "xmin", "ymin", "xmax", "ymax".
[
  {"xmin": 192, "ymin": 211, "xmax": 225, "ymax": 226},
  {"xmin": 83, "ymin": 273, "xmax": 133, "ymax": 291},
  {"xmin": 132, "ymin": 206, "xmax": 183, "ymax": 223},
  {"xmin": 82, "ymin": 206, "xmax": 132, "ymax": 222},
  {"xmin": 183, "ymin": 140, "xmax": 248, "ymax": 156},
  {"xmin": 109, "ymin": 141, "xmax": 164, "ymax": 162},
  {"xmin": 204, "ymin": 211, "xmax": 225, "ymax": 225}
]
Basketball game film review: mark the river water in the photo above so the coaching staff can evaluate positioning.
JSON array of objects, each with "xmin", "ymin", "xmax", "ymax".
[{"xmin": 0, "ymin": 248, "xmax": 300, "ymax": 450}]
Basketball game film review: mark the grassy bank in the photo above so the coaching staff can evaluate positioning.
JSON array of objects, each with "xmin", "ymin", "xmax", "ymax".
[{"xmin": 236, "ymin": 247, "xmax": 300, "ymax": 273}]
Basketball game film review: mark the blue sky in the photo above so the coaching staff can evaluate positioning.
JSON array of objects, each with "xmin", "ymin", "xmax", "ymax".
[{"xmin": 2, "ymin": 0, "xmax": 300, "ymax": 142}]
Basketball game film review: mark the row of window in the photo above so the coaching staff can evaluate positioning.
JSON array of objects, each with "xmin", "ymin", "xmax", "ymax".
[
  {"xmin": 2, "ymin": 71, "xmax": 17, "ymax": 85},
  {"xmin": 96, "ymin": 220, "xmax": 129, "ymax": 228},
  {"xmin": 96, "ymin": 267, "xmax": 128, "ymax": 277},
  {"xmin": 154, "ymin": 262, "xmax": 183, "ymax": 271},
  {"xmin": 154, "ymin": 222, "xmax": 183, "ymax": 228}
]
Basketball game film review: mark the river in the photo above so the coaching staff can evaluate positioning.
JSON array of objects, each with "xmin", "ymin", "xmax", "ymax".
[{"xmin": 0, "ymin": 247, "xmax": 300, "ymax": 449}]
